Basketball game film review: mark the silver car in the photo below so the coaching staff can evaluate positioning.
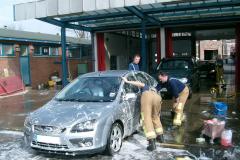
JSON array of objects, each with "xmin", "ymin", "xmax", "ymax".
[{"xmin": 24, "ymin": 70, "xmax": 158, "ymax": 155}]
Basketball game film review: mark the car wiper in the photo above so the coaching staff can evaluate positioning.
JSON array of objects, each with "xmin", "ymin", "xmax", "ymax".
[{"xmin": 75, "ymin": 99, "xmax": 112, "ymax": 102}]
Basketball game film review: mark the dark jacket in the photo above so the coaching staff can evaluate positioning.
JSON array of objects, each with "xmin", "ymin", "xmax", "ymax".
[{"xmin": 156, "ymin": 77, "xmax": 185, "ymax": 98}]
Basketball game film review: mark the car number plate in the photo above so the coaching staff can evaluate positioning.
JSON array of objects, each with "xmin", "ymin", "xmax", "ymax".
[{"xmin": 36, "ymin": 135, "xmax": 61, "ymax": 144}]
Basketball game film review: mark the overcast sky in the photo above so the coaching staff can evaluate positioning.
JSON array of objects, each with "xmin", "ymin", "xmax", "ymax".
[{"xmin": 0, "ymin": 0, "xmax": 64, "ymax": 35}]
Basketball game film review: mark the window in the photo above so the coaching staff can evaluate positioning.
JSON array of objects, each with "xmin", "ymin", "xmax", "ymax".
[
  {"xmin": 33, "ymin": 46, "xmax": 41, "ymax": 55},
  {"xmin": 68, "ymin": 45, "xmax": 92, "ymax": 59},
  {"xmin": 144, "ymin": 73, "xmax": 157, "ymax": 87},
  {"xmin": 41, "ymin": 47, "xmax": 49, "ymax": 56},
  {"xmin": 68, "ymin": 47, "xmax": 80, "ymax": 58},
  {"xmin": 50, "ymin": 47, "xmax": 59, "ymax": 56},
  {"xmin": 33, "ymin": 46, "xmax": 59, "ymax": 56},
  {"xmin": 20, "ymin": 45, "xmax": 28, "ymax": 56},
  {"xmin": 1, "ymin": 44, "xmax": 14, "ymax": 56},
  {"xmin": 124, "ymin": 75, "xmax": 139, "ymax": 93},
  {"xmin": 160, "ymin": 60, "xmax": 190, "ymax": 70},
  {"xmin": 136, "ymin": 73, "xmax": 149, "ymax": 85},
  {"xmin": 82, "ymin": 44, "xmax": 92, "ymax": 58},
  {"xmin": 55, "ymin": 77, "xmax": 121, "ymax": 102}
]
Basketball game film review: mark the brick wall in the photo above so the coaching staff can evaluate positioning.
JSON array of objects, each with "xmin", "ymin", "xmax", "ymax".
[
  {"xmin": 0, "ymin": 42, "xmax": 93, "ymax": 88},
  {"xmin": 68, "ymin": 59, "xmax": 93, "ymax": 79},
  {"xmin": 0, "ymin": 57, "xmax": 21, "ymax": 78},
  {"xmin": 30, "ymin": 57, "xmax": 93, "ymax": 88},
  {"xmin": 200, "ymin": 40, "xmax": 223, "ymax": 60},
  {"xmin": 30, "ymin": 56, "xmax": 62, "ymax": 88},
  {"xmin": 0, "ymin": 43, "xmax": 21, "ymax": 78}
]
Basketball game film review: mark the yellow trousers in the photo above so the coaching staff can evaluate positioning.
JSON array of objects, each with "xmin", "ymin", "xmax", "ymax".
[
  {"xmin": 141, "ymin": 91, "xmax": 163, "ymax": 139},
  {"xmin": 173, "ymin": 86, "xmax": 189, "ymax": 126}
]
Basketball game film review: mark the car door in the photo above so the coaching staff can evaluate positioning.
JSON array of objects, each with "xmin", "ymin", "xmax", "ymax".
[
  {"xmin": 133, "ymin": 72, "xmax": 153, "ymax": 125},
  {"xmin": 121, "ymin": 74, "xmax": 140, "ymax": 134},
  {"xmin": 143, "ymin": 72, "xmax": 158, "ymax": 88}
]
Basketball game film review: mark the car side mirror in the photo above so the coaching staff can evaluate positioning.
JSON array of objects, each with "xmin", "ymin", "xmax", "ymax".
[{"xmin": 123, "ymin": 93, "xmax": 137, "ymax": 101}]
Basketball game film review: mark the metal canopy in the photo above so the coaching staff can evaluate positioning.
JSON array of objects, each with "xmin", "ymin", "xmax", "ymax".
[{"xmin": 14, "ymin": 0, "xmax": 240, "ymax": 32}]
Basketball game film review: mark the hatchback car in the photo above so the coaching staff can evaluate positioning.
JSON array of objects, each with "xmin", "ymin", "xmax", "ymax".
[{"xmin": 24, "ymin": 70, "xmax": 157, "ymax": 155}]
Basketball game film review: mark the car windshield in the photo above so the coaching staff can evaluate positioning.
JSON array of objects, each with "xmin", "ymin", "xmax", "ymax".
[
  {"xmin": 55, "ymin": 77, "xmax": 121, "ymax": 102},
  {"xmin": 160, "ymin": 60, "xmax": 190, "ymax": 70}
]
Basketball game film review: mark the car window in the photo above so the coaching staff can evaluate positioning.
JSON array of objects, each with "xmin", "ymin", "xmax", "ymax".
[
  {"xmin": 135, "ymin": 73, "xmax": 149, "ymax": 86},
  {"xmin": 55, "ymin": 77, "xmax": 121, "ymax": 102},
  {"xmin": 124, "ymin": 75, "xmax": 139, "ymax": 93},
  {"xmin": 144, "ymin": 73, "xmax": 157, "ymax": 87},
  {"xmin": 161, "ymin": 60, "xmax": 190, "ymax": 70}
]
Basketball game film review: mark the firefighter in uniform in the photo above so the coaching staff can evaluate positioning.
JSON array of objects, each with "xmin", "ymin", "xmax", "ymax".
[
  {"xmin": 156, "ymin": 72, "xmax": 189, "ymax": 126},
  {"xmin": 122, "ymin": 77, "xmax": 164, "ymax": 151}
]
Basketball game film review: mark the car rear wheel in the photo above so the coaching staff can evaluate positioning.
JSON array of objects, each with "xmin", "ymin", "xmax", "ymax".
[{"xmin": 105, "ymin": 123, "xmax": 123, "ymax": 155}]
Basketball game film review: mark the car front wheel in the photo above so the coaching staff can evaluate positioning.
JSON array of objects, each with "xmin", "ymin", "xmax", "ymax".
[{"xmin": 105, "ymin": 123, "xmax": 123, "ymax": 155}]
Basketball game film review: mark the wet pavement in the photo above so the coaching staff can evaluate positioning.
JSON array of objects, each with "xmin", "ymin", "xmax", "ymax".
[{"xmin": 0, "ymin": 74, "xmax": 240, "ymax": 160}]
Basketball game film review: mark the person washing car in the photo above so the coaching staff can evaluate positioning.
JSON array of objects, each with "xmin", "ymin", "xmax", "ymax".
[
  {"xmin": 156, "ymin": 72, "xmax": 189, "ymax": 127},
  {"xmin": 122, "ymin": 77, "xmax": 164, "ymax": 151},
  {"xmin": 128, "ymin": 54, "xmax": 141, "ymax": 71}
]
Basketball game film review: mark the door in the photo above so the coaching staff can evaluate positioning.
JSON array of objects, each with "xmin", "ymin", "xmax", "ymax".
[
  {"xmin": 19, "ymin": 46, "xmax": 31, "ymax": 85},
  {"xmin": 204, "ymin": 50, "xmax": 218, "ymax": 60},
  {"xmin": 121, "ymin": 74, "xmax": 140, "ymax": 134}
]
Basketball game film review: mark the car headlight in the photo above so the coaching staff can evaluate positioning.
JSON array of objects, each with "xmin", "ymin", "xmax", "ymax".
[
  {"xmin": 179, "ymin": 78, "xmax": 188, "ymax": 84},
  {"xmin": 71, "ymin": 120, "xmax": 96, "ymax": 133}
]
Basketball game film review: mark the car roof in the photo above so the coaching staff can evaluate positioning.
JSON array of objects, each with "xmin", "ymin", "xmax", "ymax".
[{"xmin": 80, "ymin": 70, "xmax": 133, "ymax": 78}]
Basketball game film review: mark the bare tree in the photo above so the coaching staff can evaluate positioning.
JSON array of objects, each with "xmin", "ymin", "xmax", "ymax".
[{"xmin": 73, "ymin": 30, "xmax": 91, "ymax": 39}]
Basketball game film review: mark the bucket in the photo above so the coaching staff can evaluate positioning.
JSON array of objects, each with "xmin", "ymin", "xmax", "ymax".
[
  {"xmin": 212, "ymin": 102, "xmax": 228, "ymax": 116},
  {"xmin": 221, "ymin": 130, "xmax": 232, "ymax": 147}
]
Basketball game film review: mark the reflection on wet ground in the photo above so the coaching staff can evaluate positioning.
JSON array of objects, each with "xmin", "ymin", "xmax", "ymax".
[
  {"xmin": 0, "ymin": 74, "xmax": 239, "ymax": 160},
  {"xmin": 0, "ymin": 89, "xmax": 57, "ymax": 131}
]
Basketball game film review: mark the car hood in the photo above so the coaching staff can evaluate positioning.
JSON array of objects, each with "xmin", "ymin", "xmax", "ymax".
[
  {"xmin": 161, "ymin": 69, "xmax": 190, "ymax": 78},
  {"xmin": 29, "ymin": 100, "xmax": 114, "ymax": 127}
]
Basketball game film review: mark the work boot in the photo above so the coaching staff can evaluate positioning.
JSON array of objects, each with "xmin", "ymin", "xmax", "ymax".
[
  {"xmin": 182, "ymin": 113, "xmax": 186, "ymax": 122},
  {"xmin": 156, "ymin": 134, "xmax": 164, "ymax": 143},
  {"xmin": 172, "ymin": 112, "xmax": 185, "ymax": 123},
  {"xmin": 147, "ymin": 139, "xmax": 156, "ymax": 151},
  {"xmin": 173, "ymin": 113, "xmax": 182, "ymax": 126}
]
